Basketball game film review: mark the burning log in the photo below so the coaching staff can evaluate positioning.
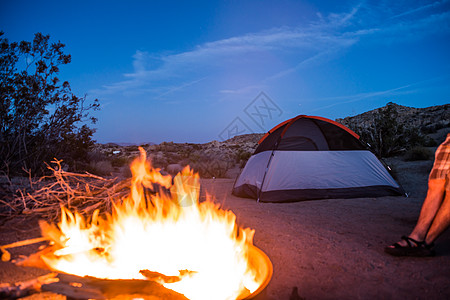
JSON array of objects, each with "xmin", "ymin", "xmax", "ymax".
[
  {"xmin": 140, "ymin": 269, "xmax": 198, "ymax": 284},
  {"xmin": 43, "ymin": 273, "xmax": 189, "ymax": 300},
  {"xmin": 0, "ymin": 237, "xmax": 49, "ymax": 262},
  {"xmin": 0, "ymin": 272, "xmax": 189, "ymax": 299},
  {"xmin": 0, "ymin": 273, "xmax": 58, "ymax": 299}
]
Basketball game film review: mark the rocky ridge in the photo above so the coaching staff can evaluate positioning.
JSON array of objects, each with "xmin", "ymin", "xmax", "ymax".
[
  {"xmin": 93, "ymin": 103, "xmax": 449, "ymax": 178},
  {"xmin": 93, "ymin": 133, "xmax": 264, "ymax": 178},
  {"xmin": 336, "ymin": 103, "xmax": 449, "ymax": 139}
]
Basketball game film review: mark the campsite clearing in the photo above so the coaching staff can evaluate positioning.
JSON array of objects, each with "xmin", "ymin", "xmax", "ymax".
[{"xmin": 1, "ymin": 156, "xmax": 449, "ymax": 299}]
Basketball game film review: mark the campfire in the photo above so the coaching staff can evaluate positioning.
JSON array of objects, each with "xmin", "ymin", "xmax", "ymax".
[{"xmin": 2, "ymin": 148, "xmax": 272, "ymax": 299}]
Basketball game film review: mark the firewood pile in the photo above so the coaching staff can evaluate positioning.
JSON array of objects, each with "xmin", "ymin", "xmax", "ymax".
[{"xmin": 0, "ymin": 159, "xmax": 130, "ymax": 221}]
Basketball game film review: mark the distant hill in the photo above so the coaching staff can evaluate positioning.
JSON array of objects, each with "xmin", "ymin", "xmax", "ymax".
[
  {"xmin": 92, "ymin": 102, "xmax": 449, "ymax": 177},
  {"xmin": 335, "ymin": 102, "xmax": 450, "ymax": 157},
  {"xmin": 103, "ymin": 142, "xmax": 156, "ymax": 147},
  {"xmin": 336, "ymin": 103, "xmax": 450, "ymax": 143},
  {"xmin": 218, "ymin": 103, "xmax": 450, "ymax": 146}
]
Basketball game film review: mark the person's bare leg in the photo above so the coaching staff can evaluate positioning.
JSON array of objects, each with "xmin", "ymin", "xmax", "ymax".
[
  {"xmin": 392, "ymin": 179, "xmax": 445, "ymax": 247},
  {"xmin": 424, "ymin": 187, "xmax": 450, "ymax": 244},
  {"xmin": 408, "ymin": 179, "xmax": 446, "ymax": 242}
]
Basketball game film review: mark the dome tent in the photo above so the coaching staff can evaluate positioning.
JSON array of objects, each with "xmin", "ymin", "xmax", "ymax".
[{"xmin": 232, "ymin": 115, "xmax": 404, "ymax": 202}]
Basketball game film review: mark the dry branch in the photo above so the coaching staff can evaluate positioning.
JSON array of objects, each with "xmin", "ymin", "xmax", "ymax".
[{"xmin": 0, "ymin": 159, "xmax": 131, "ymax": 220}]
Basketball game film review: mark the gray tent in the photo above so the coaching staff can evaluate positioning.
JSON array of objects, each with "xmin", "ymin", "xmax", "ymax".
[{"xmin": 232, "ymin": 115, "xmax": 404, "ymax": 202}]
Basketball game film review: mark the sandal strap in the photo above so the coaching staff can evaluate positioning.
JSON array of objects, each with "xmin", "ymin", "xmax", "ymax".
[{"xmin": 401, "ymin": 236, "xmax": 424, "ymax": 247}]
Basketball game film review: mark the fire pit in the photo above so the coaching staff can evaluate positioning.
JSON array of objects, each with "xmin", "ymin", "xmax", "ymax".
[
  {"xmin": 3, "ymin": 147, "xmax": 272, "ymax": 300},
  {"xmin": 239, "ymin": 244, "xmax": 273, "ymax": 299}
]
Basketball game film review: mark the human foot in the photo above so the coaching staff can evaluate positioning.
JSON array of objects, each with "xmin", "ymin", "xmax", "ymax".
[{"xmin": 385, "ymin": 236, "xmax": 435, "ymax": 257}]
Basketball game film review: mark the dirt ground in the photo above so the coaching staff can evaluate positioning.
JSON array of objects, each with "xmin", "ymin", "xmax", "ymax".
[{"xmin": 1, "ymin": 157, "xmax": 449, "ymax": 300}]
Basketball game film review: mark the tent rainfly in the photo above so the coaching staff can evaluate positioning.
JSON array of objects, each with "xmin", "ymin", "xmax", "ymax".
[{"xmin": 232, "ymin": 115, "xmax": 405, "ymax": 202}]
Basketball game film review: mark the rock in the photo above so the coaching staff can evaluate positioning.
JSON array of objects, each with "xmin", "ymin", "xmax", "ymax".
[{"xmin": 166, "ymin": 164, "xmax": 183, "ymax": 176}]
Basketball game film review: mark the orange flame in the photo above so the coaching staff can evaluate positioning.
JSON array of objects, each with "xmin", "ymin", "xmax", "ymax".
[{"xmin": 39, "ymin": 147, "xmax": 262, "ymax": 300}]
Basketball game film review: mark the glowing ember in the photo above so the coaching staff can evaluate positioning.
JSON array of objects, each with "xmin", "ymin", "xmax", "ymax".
[{"xmin": 39, "ymin": 147, "xmax": 265, "ymax": 300}]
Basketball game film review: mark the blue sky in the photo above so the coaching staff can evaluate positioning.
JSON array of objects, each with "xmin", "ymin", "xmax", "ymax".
[{"xmin": 1, "ymin": 0, "xmax": 449, "ymax": 144}]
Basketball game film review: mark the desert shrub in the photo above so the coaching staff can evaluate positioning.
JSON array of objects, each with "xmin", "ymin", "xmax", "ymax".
[
  {"xmin": 235, "ymin": 149, "xmax": 252, "ymax": 167},
  {"xmin": 422, "ymin": 137, "xmax": 438, "ymax": 147},
  {"xmin": 124, "ymin": 145, "xmax": 138, "ymax": 152},
  {"xmin": 160, "ymin": 142, "xmax": 177, "ymax": 152},
  {"xmin": 0, "ymin": 32, "xmax": 99, "ymax": 176},
  {"xmin": 178, "ymin": 158, "xmax": 191, "ymax": 168},
  {"xmin": 190, "ymin": 152, "xmax": 203, "ymax": 163},
  {"xmin": 236, "ymin": 150, "xmax": 252, "ymax": 162},
  {"xmin": 165, "ymin": 152, "xmax": 182, "ymax": 164},
  {"xmin": 87, "ymin": 160, "xmax": 114, "ymax": 176},
  {"xmin": 87, "ymin": 150, "xmax": 108, "ymax": 163},
  {"xmin": 111, "ymin": 156, "xmax": 129, "ymax": 167},
  {"xmin": 190, "ymin": 158, "xmax": 233, "ymax": 178},
  {"xmin": 149, "ymin": 152, "xmax": 168, "ymax": 169},
  {"xmin": 404, "ymin": 147, "xmax": 433, "ymax": 161},
  {"xmin": 421, "ymin": 124, "xmax": 437, "ymax": 134},
  {"xmin": 120, "ymin": 165, "xmax": 132, "ymax": 178},
  {"xmin": 347, "ymin": 102, "xmax": 429, "ymax": 157}
]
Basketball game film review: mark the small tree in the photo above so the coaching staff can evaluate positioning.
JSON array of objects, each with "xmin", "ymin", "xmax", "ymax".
[
  {"xmin": 347, "ymin": 102, "xmax": 426, "ymax": 157},
  {"xmin": 0, "ymin": 32, "xmax": 99, "ymax": 175}
]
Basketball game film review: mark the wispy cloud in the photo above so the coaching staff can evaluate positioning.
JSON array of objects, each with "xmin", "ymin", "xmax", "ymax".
[
  {"xmin": 91, "ymin": 0, "xmax": 450, "ymax": 101},
  {"xmin": 313, "ymin": 83, "xmax": 416, "ymax": 111},
  {"xmin": 265, "ymin": 41, "xmax": 356, "ymax": 82},
  {"xmin": 309, "ymin": 75, "xmax": 450, "ymax": 112},
  {"xmin": 389, "ymin": 0, "xmax": 449, "ymax": 19},
  {"xmin": 93, "ymin": 9, "xmax": 359, "ymax": 98},
  {"xmin": 153, "ymin": 77, "xmax": 208, "ymax": 100},
  {"xmin": 352, "ymin": 0, "xmax": 450, "ymax": 38}
]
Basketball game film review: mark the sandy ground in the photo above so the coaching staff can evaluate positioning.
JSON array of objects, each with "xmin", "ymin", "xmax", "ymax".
[{"xmin": 1, "ymin": 157, "xmax": 450, "ymax": 300}]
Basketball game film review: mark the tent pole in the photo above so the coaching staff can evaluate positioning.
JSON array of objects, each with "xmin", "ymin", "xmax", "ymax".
[
  {"xmin": 362, "ymin": 140, "xmax": 408, "ymax": 197},
  {"xmin": 257, "ymin": 139, "xmax": 280, "ymax": 203}
]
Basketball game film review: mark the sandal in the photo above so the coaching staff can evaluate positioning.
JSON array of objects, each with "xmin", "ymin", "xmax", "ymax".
[{"xmin": 384, "ymin": 236, "xmax": 435, "ymax": 257}]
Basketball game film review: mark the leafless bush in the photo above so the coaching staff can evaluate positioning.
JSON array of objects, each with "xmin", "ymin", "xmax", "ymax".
[
  {"xmin": 190, "ymin": 158, "xmax": 233, "ymax": 178},
  {"xmin": 88, "ymin": 160, "xmax": 114, "ymax": 176},
  {"xmin": 404, "ymin": 147, "xmax": 433, "ymax": 161}
]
